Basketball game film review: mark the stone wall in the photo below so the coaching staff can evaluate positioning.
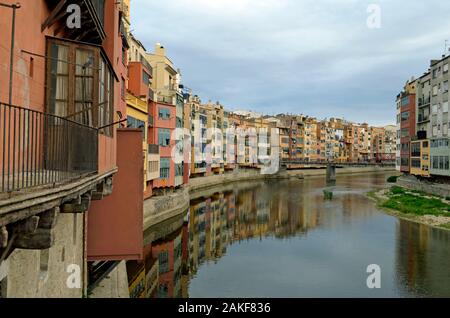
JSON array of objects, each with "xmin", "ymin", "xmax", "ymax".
[
  {"xmin": 5, "ymin": 213, "xmax": 85, "ymax": 298},
  {"xmin": 398, "ymin": 175, "xmax": 450, "ymax": 198},
  {"xmin": 89, "ymin": 261, "xmax": 129, "ymax": 298}
]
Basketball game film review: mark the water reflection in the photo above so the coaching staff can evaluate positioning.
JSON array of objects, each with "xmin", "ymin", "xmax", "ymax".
[{"xmin": 127, "ymin": 173, "xmax": 450, "ymax": 298}]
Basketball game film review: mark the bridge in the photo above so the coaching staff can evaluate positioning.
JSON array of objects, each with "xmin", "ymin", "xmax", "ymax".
[
  {"xmin": 280, "ymin": 160, "xmax": 396, "ymax": 168},
  {"xmin": 279, "ymin": 160, "xmax": 396, "ymax": 183}
]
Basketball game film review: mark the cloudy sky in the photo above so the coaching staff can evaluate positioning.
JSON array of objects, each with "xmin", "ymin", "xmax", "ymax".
[{"xmin": 131, "ymin": 0, "xmax": 450, "ymax": 126}]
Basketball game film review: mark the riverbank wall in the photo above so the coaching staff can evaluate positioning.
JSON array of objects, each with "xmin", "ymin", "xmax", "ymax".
[
  {"xmin": 397, "ymin": 174, "xmax": 450, "ymax": 198},
  {"xmin": 143, "ymin": 166, "xmax": 396, "ymax": 230}
]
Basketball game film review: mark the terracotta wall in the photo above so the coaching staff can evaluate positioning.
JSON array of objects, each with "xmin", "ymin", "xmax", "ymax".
[
  {"xmin": 0, "ymin": 0, "xmax": 55, "ymax": 109},
  {"xmin": 88, "ymin": 129, "xmax": 144, "ymax": 261}
]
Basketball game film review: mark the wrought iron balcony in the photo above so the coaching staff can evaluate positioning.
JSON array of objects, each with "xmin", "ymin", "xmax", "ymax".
[{"xmin": 0, "ymin": 103, "xmax": 98, "ymax": 194}]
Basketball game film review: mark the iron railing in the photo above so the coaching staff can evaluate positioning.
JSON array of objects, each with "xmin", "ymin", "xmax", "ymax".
[{"xmin": 0, "ymin": 103, "xmax": 98, "ymax": 193}]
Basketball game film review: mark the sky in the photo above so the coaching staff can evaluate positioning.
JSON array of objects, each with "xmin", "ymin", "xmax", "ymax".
[{"xmin": 131, "ymin": 0, "xmax": 450, "ymax": 126}]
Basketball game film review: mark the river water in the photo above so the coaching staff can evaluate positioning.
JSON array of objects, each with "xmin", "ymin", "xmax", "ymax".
[{"xmin": 133, "ymin": 172, "xmax": 450, "ymax": 298}]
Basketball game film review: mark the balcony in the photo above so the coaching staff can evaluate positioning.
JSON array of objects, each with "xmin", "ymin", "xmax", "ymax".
[
  {"xmin": 419, "ymin": 96, "xmax": 431, "ymax": 107},
  {"xmin": 0, "ymin": 103, "xmax": 98, "ymax": 194},
  {"xmin": 418, "ymin": 114, "xmax": 430, "ymax": 123},
  {"xmin": 157, "ymin": 94, "xmax": 175, "ymax": 105}
]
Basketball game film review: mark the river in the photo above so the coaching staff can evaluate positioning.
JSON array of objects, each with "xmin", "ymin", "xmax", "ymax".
[{"xmin": 129, "ymin": 172, "xmax": 450, "ymax": 298}]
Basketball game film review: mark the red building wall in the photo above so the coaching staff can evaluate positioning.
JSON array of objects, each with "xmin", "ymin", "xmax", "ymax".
[
  {"xmin": 400, "ymin": 94, "xmax": 416, "ymax": 173},
  {"xmin": 87, "ymin": 129, "xmax": 144, "ymax": 261},
  {"xmin": 151, "ymin": 101, "xmax": 177, "ymax": 188},
  {"xmin": 0, "ymin": 0, "xmax": 123, "ymax": 176}
]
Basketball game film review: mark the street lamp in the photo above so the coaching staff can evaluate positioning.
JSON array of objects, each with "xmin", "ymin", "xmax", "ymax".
[{"xmin": 0, "ymin": 2, "xmax": 21, "ymax": 105}]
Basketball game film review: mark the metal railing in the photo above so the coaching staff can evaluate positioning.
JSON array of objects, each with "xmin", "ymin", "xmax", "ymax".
[
  {"xmin": 419, "ymin": 96, "xmax": 431, "ymax": 106},
  {"xmin": 0, "ymin": 103, "xmax": 98, "ymax": 193}
]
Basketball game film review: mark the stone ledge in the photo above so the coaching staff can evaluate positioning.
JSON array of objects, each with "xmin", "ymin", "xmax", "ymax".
[{"xmin": 0, "ymin": 168, "xmax": 117, "ymax": 227}]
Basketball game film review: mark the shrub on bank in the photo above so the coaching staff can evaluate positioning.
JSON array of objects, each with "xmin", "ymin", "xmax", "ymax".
[
  {"xmin": 382, "ymin": 187, "xmax": 450, "ymax": 217},
  {"xmin": 387, "ymin": 176, "xmax": 399, "ymax": 183}
]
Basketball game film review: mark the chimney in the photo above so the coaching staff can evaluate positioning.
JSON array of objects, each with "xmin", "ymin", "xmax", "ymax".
[{"xmin": 155, "ymin": 43, "xmax": 165, "ymax": 56}]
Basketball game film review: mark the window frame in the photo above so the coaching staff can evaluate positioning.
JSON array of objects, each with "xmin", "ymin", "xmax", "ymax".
[{"xmin": 46, "ymin": 38, "xmax": 115, "ymax": 137}]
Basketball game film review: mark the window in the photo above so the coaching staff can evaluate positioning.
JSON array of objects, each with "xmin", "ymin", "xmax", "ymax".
[
  {"xmin": 444, "ymin": 63, "xmax": 449, "ymax": 73},
  {"xmin": 158, "ymin": 129, "xmax": 171, "ymax": 147},
  {"xmin": 432, "ymin": 104, "xmax": 438, "ymax": 113},
  {"xmin": 160, "ymin": 158, "xmax": 170, "ymax": 180},
  {"xmin": 158, "ymin": 107, "xmax": 171, "ymax": 120},
  {"xmin": 401, "ymin": 157, "xmax": 409, "ymax": 167},
  {"xmin": 98, "ymin": 58, "xmax": 114, "ymax": 135},
  {"xmin": 446, "ymin": 156, "xmax": 450, "ymax": 170},
  {"xmin": 444, "ymin": 81, "xmax": 449, "ymax": 93},
  {"xmin": 143, "ymin": 71, "xmax": 150, "ymax": 86},
  {"xmin": 439, "ymin": 156, "xmax": 444, "ymax": 169},
  {"xmin": 432, "ymin": 156, "xmax": 439, "ymax": 169},
  {"xmin": 411, "ymin": 142, "xmax": 420, "ymax": 157},
  {"xmin": 433, "ymin": 125, "xmax": 438, "ymax": 136},
  {"xmin": 401, "ymin": 128, "xmax": 409, "ymax": 138},
  {"xmin": 121, "ymin": 77, "xmax": 125, "ymax": 101},
  {"xmin": 175, "ymin": 163, "xmax": 183, "ymax": 177},
  {"xmin": 47, "ymin": 39, "xmax": 114, "ymax": 136},
  {"xmin": 401, "ymin": 96, "xmax": 410, "ymax": 107},
  {"xmin": 411, "ymin": 158, "xmax": 421, "ymax": 168},
  {"xmin": 127, "ymin": 116, "xmax": 146, "ymax": 140},
  {"xmin": 433, "ymin": 85, "xmax": 438, "ymax": 96},
  {"xmin": 444, "ymin": 123, "xmax": 448, "ymax": 136},
  {"xmin": 401, "ymin": 111, "xmax": 409, "ymax": 121},
  {"xmin": 422, "ymin": 141, "xmax": 429, "ymax": 148}
]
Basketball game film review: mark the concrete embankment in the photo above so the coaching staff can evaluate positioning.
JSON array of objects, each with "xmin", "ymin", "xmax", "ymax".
[
  {"xmin": 143, "ymin": 166, "xmax": 395, "ymax": 230},
  {"xmin": 397, "ymin": 174, "xmax": 450, "ymax": 198}
]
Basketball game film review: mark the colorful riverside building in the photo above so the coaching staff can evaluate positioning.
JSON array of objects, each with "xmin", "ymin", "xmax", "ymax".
[
  {"xmin": 399, "ymin": 54, "xmax": 450, "ymax": 178},
  {"xmin": 186, "ymin": 95, "xmax": 211, "ymax": 177},
  {"xmin": 396, "ymin": 80, "xmax": 417, "ymax": 173},
  {"xmin": 147, "ymin": 43, "xmax": 185, "ymax": 191},
  {"xmin": 0, "ymin": 0, "xmax": 144, "ymax": 297},
  {"xmin": 428, "ymin": 56, "xmax": 450, "ymax": 178},
  {"xmin": 128, "ymin": 34, "xmax": 160, "ymax": 197}
]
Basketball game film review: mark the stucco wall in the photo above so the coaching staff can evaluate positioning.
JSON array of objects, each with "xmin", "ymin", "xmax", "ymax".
[{"xmin": 6, "ymin": 213, "xmax": 85, "ymax": 298}]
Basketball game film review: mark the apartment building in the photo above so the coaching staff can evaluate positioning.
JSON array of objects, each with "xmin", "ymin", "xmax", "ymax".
[
  {"xmin": 429, "ymin": 56, "xmax": 450, "ymax": 177},
  {"xmin": 0, "ymin": 0, "xmax": 143, "ymax": 297},
  {"xmin": 397, "ymin": 80, "xmax": 417, "ymax": 173},
  {"xmin": 127, "ymin": 35, "xmax": 161, "ymax": 196},
  {"xmin": 147, "ymin": 44, "xmax": 182, "ymax": 190},
  {"xmin": 188, "ymin": 96, "xmax": 210, "ymax": 177}
]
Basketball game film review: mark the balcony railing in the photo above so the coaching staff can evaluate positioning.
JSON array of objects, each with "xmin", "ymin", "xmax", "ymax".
[
  {"xmin": 0, "ymin": 103, "xmax": 98, "ymax": 193},
  {"xmin": 418, "ymin": 114, "xmax": 430, "ymax": 123},
  {"xmin": 419, "ymin": 96, "xmax": 431, "ymax": 107}
]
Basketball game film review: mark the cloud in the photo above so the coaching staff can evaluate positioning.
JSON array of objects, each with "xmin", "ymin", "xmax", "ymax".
[{"xmin": 130, "ymin": 0, "xmax": 450, "ymax": 126}]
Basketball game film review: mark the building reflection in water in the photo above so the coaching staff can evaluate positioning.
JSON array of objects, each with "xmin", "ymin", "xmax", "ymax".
[
  {"xmin": 125, "ymin": 177, "xmax": 450, "ymax": 298},
  {"xmin": 126, "ymin": 181, "xmax": 327, "ymax": 298},
  {"xmin": 395, "ymin": 220, "xmax": 450, "ymax": 297}
]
